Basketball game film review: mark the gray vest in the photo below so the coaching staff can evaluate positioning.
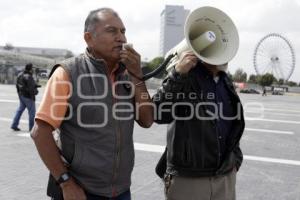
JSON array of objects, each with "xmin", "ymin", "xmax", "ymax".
[{"xmin": 56, "ymin": 53, "xmax": 135, "ymax": 197}]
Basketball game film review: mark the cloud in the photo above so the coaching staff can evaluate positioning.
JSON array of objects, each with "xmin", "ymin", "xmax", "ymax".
[{"xmin": 0, "ymin": 0, "xmax": 299, "ymax": 81}]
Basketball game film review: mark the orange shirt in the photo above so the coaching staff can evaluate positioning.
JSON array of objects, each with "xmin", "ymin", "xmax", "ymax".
[
  {"xmin": 35, "ymin": 65, "xmax": 119, "ymax": 129},
  {"xmin": 35, "ymin": 67, "xmax": 71, "ymax": 129}
]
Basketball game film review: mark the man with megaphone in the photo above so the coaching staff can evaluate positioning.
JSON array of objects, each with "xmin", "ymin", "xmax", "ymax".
[{"xmin": 152, "ymin": 7, "xmax": 245, "ymax": 200}]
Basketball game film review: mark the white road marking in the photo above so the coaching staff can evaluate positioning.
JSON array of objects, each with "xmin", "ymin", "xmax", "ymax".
[
  {"xmin": 0, "ymin": 99, "xmax": 41, "ymax": 104},
  {"xmin": 246, "ymin": 110, "xmax": 300, "ymax": 117},
  {"xmin": 5, "ymin": 116, "xmax": 300, "ymax": 127},
  {"xmin": 0, "ymin": 117, "xmax": 28, "ymax": 124},
  {"xmin": 13, "ymin": 135, "xmax": 300, "ymax": 166},
  {"xmin": 17, "ymin": 128, "xmax": 293, "ymax": 137},
  {"xmin": 254, "ymin": 108, "xmax": 300, "ymax": 113},
  {"xmin": 134, "ymin": 142, "xmax": 165, "ymax": 153},
  {"xmin": 0, "ymin": 99, "xmax": 19, "ymax": 103},
  {"xmin": 245, "ymin": 102, "xmax": 300, "ymax": 109},
  {"xmin": 17, "ymin": 133, "xmax": 31, "ymax": 137},
  {"xmin": 245, "ymin": 128, "xmax": 294, "ymax": 135},
  {"xmin": 246, "ymin": 117, "xmax": 300, "ymax": 124},
  {"xmin": 2, "ymin": 98, "xmax": 300, "ymax": 113},
  {"xmin": 1, "ymin": 116, "xmax": 295, "ymax": 135},
  {"xmin": 0, "ymin": 94, "xmax": 19, "ymax": 97},
  {"xmin": 244, "ymin": 155, "xmax": 300, "ymax": 166},
  {"xmin": 134, "ymin": 142, "xmax": 300, "ymax": 166}
]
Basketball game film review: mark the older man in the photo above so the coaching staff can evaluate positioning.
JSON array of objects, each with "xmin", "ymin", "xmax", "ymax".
[
  {"xmin": 32, "ymin": 8, "xmax": 153, "ymax": 200},
  {"xmin": 153, "ymin": 51, "xmax": 245, "ymax": 200}
]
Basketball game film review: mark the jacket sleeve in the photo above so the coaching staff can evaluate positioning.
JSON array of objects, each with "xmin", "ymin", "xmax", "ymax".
[
  {"xmin": 26, "ymin": 75, "xmax": 37, "ymax": 99},
  {"xmin": 233, "ymin": 143, "xmax": 243, "ymax": 171},
  {"xmin": 152, "ymin": 67, "xmax": 188, "ymax": 124}
]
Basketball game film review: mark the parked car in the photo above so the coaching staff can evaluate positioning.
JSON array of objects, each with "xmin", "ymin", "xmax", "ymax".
[
  {"xmin": 272, "ymin": 87, "xmax": 284, "ymax": 95},
  {"xmin": 240, "ymin": 88, "xmax": 260, "ymax": 94},
  {"xmin": 39, "ymin": 72, "xmax": 48, "ymax": 78}
]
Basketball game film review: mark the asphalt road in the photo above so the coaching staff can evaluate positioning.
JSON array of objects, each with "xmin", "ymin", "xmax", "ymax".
[{"xmin": 0, "ymin": 84, "xmax": 299, "ymax": 200}]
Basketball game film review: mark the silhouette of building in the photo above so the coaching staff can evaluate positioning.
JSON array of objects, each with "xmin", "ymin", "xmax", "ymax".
[{"xmin": 159, "ymin": 5, "xmax": 189, "ymax": 56}]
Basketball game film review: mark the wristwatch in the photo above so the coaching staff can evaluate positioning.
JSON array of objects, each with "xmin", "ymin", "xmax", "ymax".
[{"xmin": 56, "ymin": 172, "xmax": 71, "ymax": 185}]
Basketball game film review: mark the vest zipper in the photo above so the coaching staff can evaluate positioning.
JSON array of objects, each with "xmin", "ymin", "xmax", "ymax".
[
  {"xmin": 109, "ymin": 69, "xmax": 121, "ymax": 198},
  {"xmin": 112, "ymin": 116, "xmax": 121, "ymax": 197},
  {"xmin": 86, "ymin": 57, "xmax": 122, "ymax": 196}
]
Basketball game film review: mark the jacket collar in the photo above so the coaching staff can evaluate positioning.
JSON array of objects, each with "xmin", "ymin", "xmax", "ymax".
[{"xmin": 188, "ymin": 62, "xmax": 237, "ymax": 101}]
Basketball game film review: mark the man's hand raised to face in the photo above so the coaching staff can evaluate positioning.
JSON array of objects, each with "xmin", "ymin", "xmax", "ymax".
[
  {"xmin": 174, "ymin": 51, "xmax": 198, "ymax": 75},
  {"xmin": 120, "ymin": 45, "xmax": 143, "ymax": 80}
]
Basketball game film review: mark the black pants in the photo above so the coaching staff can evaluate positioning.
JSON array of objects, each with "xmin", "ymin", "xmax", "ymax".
[
  {"xmin": 48, "ymin": 174, "xmax": 131, "ymax": 200},
  {"xmin": 51, "ymin": 190, "xmax": 131, "ymax": 200}
]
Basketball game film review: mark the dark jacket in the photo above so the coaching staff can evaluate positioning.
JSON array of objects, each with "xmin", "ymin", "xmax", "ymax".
[
  {"xmin": 16, "ymin": 71, "xmax": 38, "ymax": 101},
  {"xmin": 153, "ymin": 63, "xmax": 245, "ymax": 177}
]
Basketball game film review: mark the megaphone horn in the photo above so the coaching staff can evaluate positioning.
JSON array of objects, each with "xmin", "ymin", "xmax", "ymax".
[
  {"xmin": 166, "ymin": 6, "xmax": 239, "ymax": 71},
  {"xmin": 141, "ymin": 6, "xmax": 239, "ymax": 81}
]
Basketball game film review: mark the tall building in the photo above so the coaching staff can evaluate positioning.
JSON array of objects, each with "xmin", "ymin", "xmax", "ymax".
[{"xmin": 159, "ymin": 5, "xmax": 190, "ymax": 56}]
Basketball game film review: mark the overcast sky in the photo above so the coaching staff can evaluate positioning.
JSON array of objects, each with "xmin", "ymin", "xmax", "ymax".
[{"xmin": 1, "ymin": 0, "xmax": 299, "ymax": 82}]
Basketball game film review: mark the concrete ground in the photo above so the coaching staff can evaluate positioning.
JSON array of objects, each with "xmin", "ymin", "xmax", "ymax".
[{"xmin": 0, "ymin": 84, "xmax": 299, "ymax": 200}]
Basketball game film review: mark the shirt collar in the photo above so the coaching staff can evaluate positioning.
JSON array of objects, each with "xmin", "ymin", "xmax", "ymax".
[
  {"xmin": 196, "ymin": 62, "xmax": 226, "ymax": 82},
  {"xmin": 84, "ymin": 48, "xmax": 126, "ymax": 77}
]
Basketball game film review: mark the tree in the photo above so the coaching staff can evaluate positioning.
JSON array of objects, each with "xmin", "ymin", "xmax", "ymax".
[
  {"xmin": 147, "ymin": 57, "xmax": 164, "ymax": 70},
  {"xmin": 146, "ymin": 57, "xmax": 165, "ymax": 78},
  {"xmin": 258, "ymin": 73, "xmax": 276, "ymax": 86},
  {"xmin": 233, "ymin": 68, "xmax": 247, "ymax": 82},
  {"xmin": 277, "ymin": 78, "xmax": 285, "ymax": 85},
  {"xmin": 287, "ymin": 81, "xmax": 297, "ymax": 87},
  {"xmin": 227, "ymin": 71, "xmax": 233, "ymax": 81},
  {"xmin": 248, "ymin": 74, "xmax": 258, "ymax": 83}
]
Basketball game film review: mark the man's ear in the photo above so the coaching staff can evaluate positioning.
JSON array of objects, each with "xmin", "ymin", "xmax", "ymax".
[{"xmin": 84, "ymin": 32, "xmax": 93, "ymax": 47}]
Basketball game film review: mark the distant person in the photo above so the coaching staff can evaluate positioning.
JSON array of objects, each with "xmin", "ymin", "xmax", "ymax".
[
  {"xmin": 262, "ymin": 87, "xmax": 267, "ymax": 96},
  {"xmin": 153, "ymin": 52, "xmax": 245, "ymax": 200},
  {"xmin": 11, "ymin": 63, "xmax": 40, "ymax": 132},
  {"xmin": 31, "ymin": 8, "xmax": 153, "ymax": 200}
]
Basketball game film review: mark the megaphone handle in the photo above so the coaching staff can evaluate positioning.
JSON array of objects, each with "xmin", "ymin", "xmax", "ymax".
[{"xmin": 142, "ymin": 54, "xmax": 175, "ymax": 81}]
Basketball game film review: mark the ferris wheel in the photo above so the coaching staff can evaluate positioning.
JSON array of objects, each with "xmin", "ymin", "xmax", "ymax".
[{"xmin": 253, "ymin": 33, "xmax": 295, "ymax": 81}]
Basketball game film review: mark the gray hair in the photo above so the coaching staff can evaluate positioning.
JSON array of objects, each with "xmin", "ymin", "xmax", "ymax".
[{"xmin": 84, "ymin": 8, "xmax": 119, "ymax": 34}]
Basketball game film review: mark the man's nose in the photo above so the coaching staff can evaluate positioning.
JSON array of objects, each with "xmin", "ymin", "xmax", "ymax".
[{"xmin": 116, "ymin": 32, "xmax": 126, "ymax": 43}]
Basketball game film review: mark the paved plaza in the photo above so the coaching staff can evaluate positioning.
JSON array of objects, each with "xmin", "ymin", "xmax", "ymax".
[{"xmin": 0, "ymin": 84, "xmax": 300, "ymax": 200}]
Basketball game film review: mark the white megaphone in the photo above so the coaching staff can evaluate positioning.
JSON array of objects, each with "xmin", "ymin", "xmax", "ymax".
[{"xmin": 166, "ymin": 6, "xmax": 239, "ymax": 71}]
